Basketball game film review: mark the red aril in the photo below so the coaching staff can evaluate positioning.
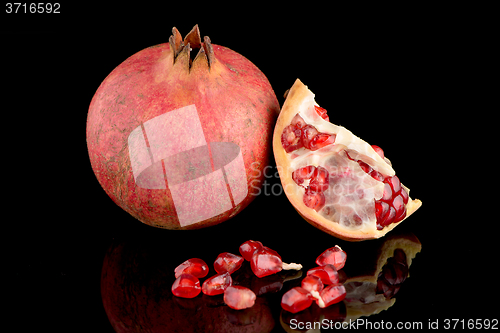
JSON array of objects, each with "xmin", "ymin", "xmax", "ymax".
[
  {"xmin": 250, "ymin": 246, "xmax": 302, "ymax": 278},
  {"xmin": 315, "ymin": 246, "xmax": 347, "ymax": 270},
  {"xmin": 202, "ymin": 272, "xmax": 232, "ymax": 296},
  {"xmin": 301, "ymin": 275, "xmax": 324, "ymax": 293},
  {"xmin": 223, "ymin": 286, "xmax": 256, "ymax": 310},
  {"xmin": 239, "ymin": 240, "xmax": 263, "ymax": 261},
  {"xmin": 171, "ymin": 273, "xmax": 201, "ymax": 298},
  {"xmin": 320, "ymin": 284, "xmax": 346, "ymax": 307},
  {"xmin": 87, "ymin": 25, "xmax": 279, "ymax": 230},
  {"xmin": 273, "ymin": 79, "xmax": 422, "ymax": 240},
  {"xmin": 214, "ymin": 252, "xmax": 244, "ymax": 274},
  {"xmin": 307, "ymin": 265, "xmax": 339, "ymax": 285},
  {"xmin": 174, "ymin": 258, "xmax": 209, "ymax": 278},
  {"xmin": 250, "ymin": 247, "xmax": 283, "ymax": 278},
  {"xmin": 281, "ymin": 287, "xmax": 313, "ymax": 314}
]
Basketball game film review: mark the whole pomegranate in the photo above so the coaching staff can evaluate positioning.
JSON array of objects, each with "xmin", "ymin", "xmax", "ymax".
[{"xmin": 87, "ymin": 25, "xmax": 279, "ymax": 229}]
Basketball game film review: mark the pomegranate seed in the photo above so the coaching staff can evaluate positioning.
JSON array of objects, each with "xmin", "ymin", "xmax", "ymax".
[
  {"xmin": 202, "ymin": 272, "xmax": 232, "ymax": 296},
  {"xmin": 315, "ymin": 245, "xmax": 347, "ymax": 270},
  {"xmin": 307, "ymin": 264, "xmax": 339, "ymax": 285},
  {"xmin": 239, "ymin": 240, "xmax": 263, "ymax": 261},
  {"xmin": 310, "ymin": 133, "xmax": 336, "ymax": 151},
  {"xmin": 174, "ymin": 258, "xmax": 209, "ymax": 279},
  {"xmin": 171, "ymin": 273, "xmax": 201, "ymax": 298},
  {"xmin": 314, "ymin": 105, "xmax": 329, "ymax": 121},
  {"xmin": 301, "ymin": 275, "xmax": 324, "ymax": 293},
  {"xmin": 303, "ymin": 189, "xmax": 325, "ymax": 211},
  {"xmin": 281, "ymin": 287, "xmax": 313, "ymax": 313},
  {"xmin": 290, "ymin": 113, "xmax": 306, "ymax": 128},
  {"xmin": 281, "ymin": 125, "xmax": 303, "ymax": 153},
  {"xmin": 250, "ymin": 247, "xmax": 283, "ymax": 278},
  {"xmin": 320, "ymin": 283, "xmax": 346, "ymax": 307},
  {"xmin": 224, "ymin": 285, "xmax": 256, "ymax": 310},
  {"xmin": 214, "ymin": 252, "xmax": 244, "ymax": 274},
  {"xmin": 301, "ymin": 124, "xmax": 319, "ymax": 149},
  {"xmin": 309, "ymin": 166, "xmax": 330, "ymax": 192},
  {"xmin": 371, "ymin": 145, "xmax": 384, "ymax": 159},
  {"xmin": 292, "ymin": 166, "xmax": 316, "ymax": 187}
]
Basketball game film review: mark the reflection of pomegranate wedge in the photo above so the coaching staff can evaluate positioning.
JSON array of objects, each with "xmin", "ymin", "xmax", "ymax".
[{"xmin": 273, "ymin": 79, "xmax": 422, "ymax": 241}]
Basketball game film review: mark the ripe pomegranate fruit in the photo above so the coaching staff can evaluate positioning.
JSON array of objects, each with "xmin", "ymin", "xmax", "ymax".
[
  {"xmin": 273, "ymin": 79, "xmax": 422, "ymax": 240},
  {"xmin": 87, "ymin": 25, "xmax": 279, "ymax": 229}
]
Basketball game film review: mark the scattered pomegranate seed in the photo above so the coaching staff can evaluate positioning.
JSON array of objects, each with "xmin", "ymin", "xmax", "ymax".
[
  {"xmin": 250, "ymin": 246, "xmax": 302, "ymax": 278},
  {"xmin": 174, "ymin": 258, "xmax": 209, "ymax": 279},
  {"xmin": 307, "ymin": 264, "xmax": 339, "ymax": 285},
  {"xmin": 315, "ymin": 245, "xmax": 347, "ymax": 270},
  {"xmin": 224, "ymin": 285, "xmax": 256, "ymax": 310},
  {"xmin": 250, "ymin": 247, "xmax": 283, "ymax": 278},
  {"xmin": 239, "ymin": 240, "xmax": 263, "ymax": 261},
  {"xmin": 301, "ymin": 275, "xmax": 324, "ymax": 294},
  {"xmin": 281, "ymin": 287, "xmax": 313, "ymax": 314},
  {"xmin": 320, "ymin": 283, "xmax": 346, "ymax": 307},
  {"xmin": 214, "ymin": 252, "xmax": 244, "ymax": 274},
  {"xmin": 171, "ymin": 273, "xmax": 201, "ymax": 298},
  {"xmin": 201, "ymin": 272, "xmax": 232, "ymax": 296}
]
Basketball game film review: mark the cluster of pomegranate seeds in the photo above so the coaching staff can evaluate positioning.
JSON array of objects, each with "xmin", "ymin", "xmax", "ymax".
[
  {"xmin": 281, "ymin": 246, "xmax": 347, "ymax": 313},
  {"xmin": 346, "ymin": 145, "xmax": 409, "ymax": 230},
  {"xmin": 281, "ymin": 113, "xmax": 336, "ymax": 153},
  {"xmin": 172, "ymin": 240, "xmax": 302, "ymax": 311},
  {"xmin": 292, "ymin": 165, "xmax": 330, "ymax": 211},
  {"xmin": 376, "ymin": 249, "xmax": 409, "ymax": 298}
]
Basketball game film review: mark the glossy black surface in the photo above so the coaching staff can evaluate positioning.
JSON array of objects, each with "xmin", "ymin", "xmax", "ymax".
[{"xmin": 6, "ymin": 9, "xmax": 493, "ymax": 332}]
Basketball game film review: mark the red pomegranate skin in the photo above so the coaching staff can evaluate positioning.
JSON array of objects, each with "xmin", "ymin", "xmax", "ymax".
[{"xmin": 87, "ymin": 29, "xmax": 279, "ymax": 229}]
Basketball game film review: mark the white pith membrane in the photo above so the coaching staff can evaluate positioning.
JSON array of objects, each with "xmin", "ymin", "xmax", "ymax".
[{"xmin": 286, "ymin": 93, "xmax": 408, "ymax": 234}]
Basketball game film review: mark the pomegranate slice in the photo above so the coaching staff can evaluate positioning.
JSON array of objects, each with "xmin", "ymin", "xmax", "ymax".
[
  {"xmin": 174, "ymin": 258, "xmax": 209, "ymax": 279},
  {"xmin": 202, "ymin": 272, "xmax": 232, "ymax": 296},
  {"xmin": 273, "ymin": 79, "xmax": 422, "ymax": 241},
  {"xmin": 171, "ymin": 273, "xmax": 201, "ymax": 298},
  {"xmin": 223, "ymin": 285, "xmax": 256, "ymax": 310},
  {"xmin": 214, "ymin": 252, "xmax": 244, "ymax": 274},
  {"xmin": 316, "ymin": 245, "xmax": 347, "ymax": 270},
  {"xmin": 281, "ymin": 287, "xmax": 313, "ymax": 314}
]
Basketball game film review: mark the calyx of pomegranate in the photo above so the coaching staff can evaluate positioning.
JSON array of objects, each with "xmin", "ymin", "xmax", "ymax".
[
  {"xmin": 169, "ymin": 25, "xmax": 215, "ymax": 71},
  {"xmin": 273, "ymin": 79, "xmax": 422, "ymax": 241}
]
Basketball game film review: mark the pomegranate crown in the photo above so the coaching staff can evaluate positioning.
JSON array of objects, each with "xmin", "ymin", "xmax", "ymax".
[{"xmin": 169, "ymin": 24, "xmax": 215, "ymax": 71}]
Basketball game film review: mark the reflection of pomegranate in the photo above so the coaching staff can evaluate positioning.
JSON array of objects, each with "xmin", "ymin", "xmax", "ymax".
[
  {"xmin": 273, "ymin": 79, "xmax": 421, "ymax": 240},
  {"xmin": 87, "ymin": 25, "xmax": 279, "ymax": 229},
  {"xmin": 101, "ymin": 235, "xmax": 275, "ymax": 332}
]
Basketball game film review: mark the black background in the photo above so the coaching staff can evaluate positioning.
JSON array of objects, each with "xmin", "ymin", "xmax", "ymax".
[{"xmin": 4, "ymin": 5, "xmax": 495, "ymax": 332}]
